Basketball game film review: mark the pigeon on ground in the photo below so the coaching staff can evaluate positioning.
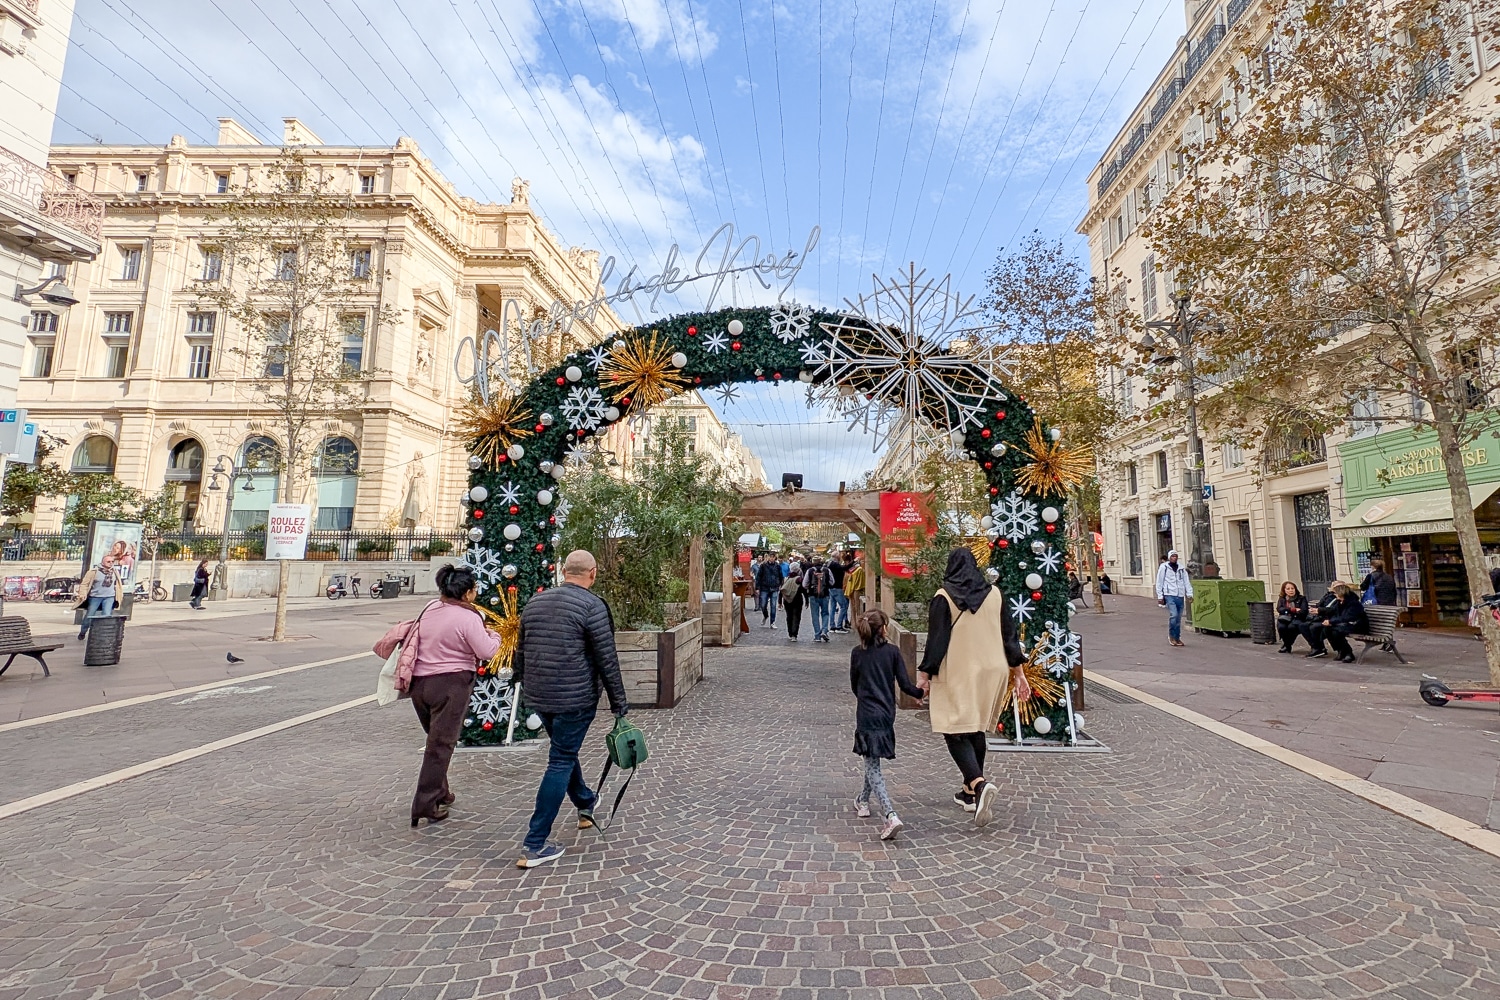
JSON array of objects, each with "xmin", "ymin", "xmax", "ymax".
[{"xmin": 226, "ymin": 652, "xmax": 245, "ymax": 663}]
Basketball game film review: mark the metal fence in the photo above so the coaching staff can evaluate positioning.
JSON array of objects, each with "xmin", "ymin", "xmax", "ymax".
[{"xmin": 0, "ymin": 529, "xmax": 468, "ymax": 563}]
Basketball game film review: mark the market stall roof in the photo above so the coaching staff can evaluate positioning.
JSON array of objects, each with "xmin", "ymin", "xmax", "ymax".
[{"xmin": 1332, "ymin": 482, "xmax": 1500, "ymax": 537}]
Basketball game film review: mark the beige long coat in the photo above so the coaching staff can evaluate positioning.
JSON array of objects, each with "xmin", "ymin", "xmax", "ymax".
[{"xmin": 927, "ymin": 586, "xmax": 1011, "ymax": 735}]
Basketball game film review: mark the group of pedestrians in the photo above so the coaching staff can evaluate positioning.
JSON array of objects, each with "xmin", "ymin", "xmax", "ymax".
[{"xmin": 751, "ymin": 550, "xmax": 860, "ymax": 642}]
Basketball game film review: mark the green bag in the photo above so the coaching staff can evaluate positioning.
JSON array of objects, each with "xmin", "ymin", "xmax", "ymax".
[{"xmin": 593, "ymin": 715, "xmax": 648, "ymax": 833}]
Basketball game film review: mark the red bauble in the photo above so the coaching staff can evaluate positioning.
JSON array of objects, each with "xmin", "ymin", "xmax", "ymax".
[
  {"xmin": 497, "ymin": 454, "xmax": 508, "ymax": 463},
  {"xmin": 773, "ymin": 372, "xmax": 782, "ymax": 380},
  {"xmin": 996, "ymin": 410, "xmax": 1006, "ymax": 420},
  {"xmin": 997, "ymin": 538, "xmax": 1009, "ymax": 549},
  {"xmin": 535, "ymin": 423, "xmax": 545, "ymax": 433},
  {"xmin": 509, "ymin": 505, "xmax": 519, "ymax": 514},
  {"xmin": 1046, "ymin": 524, "xmax": 1057, "ymax": 534},
  {"xmin": 472, "ymin": 509, "xmax": 484, "ymax": 519},
  {"xmin": 756, "ymin": 374, "xmax": 765, "ymax": 381},
  {"xmin": 688, "ymin": 325, "xmax": 698, "ymax": 335},
  {"xmin": 507, "ymin": 585, "xmax": 518, "ymax": 593},
  {"xmin": 1031, "ymin": 590, "xmax": 1043, "ymax": 601},
  {"xmin": 556, "ymin": 376, "xmax": 566, "ymax": 385},
  {"xmin": 983, "ymin": 461, "xmax": 993, "ymax": 470},
  {"xmin": 535, "ymin": 543, "xmax": 545, "ymax": 552},
  {"xmin": 980, "ymin": 428, "xmax": 991, "ymax": 438},
  {"xmin": 989, "ymin": 486, "xmax": 999, "ymax": 495},
  {"xmin": 536, "ymin": 586, "xmax": 545, "ymax": 593},
  {"xmin": 576, "ymin": 427, "xmax": 589, "ymax": 438},
  {"xmin": 694, "ymin": 377, "xmax": 702, "ymax": 384},
  {"xmin": 731, "ymin": 341, "xmax": 742, "ymax": 351},
  {"xmin": 621, "ymin": 397, "xmax": 632, "ymax": 406},
  {"xmin": 482, "ymin": 721, "xmax": 494, "ymax": 731},
  {"xmin": 548, "ymin": 516, "xmax": 556, "ymax": 524}
]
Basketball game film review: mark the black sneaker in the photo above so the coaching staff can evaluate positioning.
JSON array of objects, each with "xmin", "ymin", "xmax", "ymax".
[
  {"xmin": 953, "ymin": 791, "xmax": 977, "ymax": 813},
  {"xmin": 973, "ymin": 780, "xmax": 999, "ymax": 827},
  {"xmin": 1277, "ymin": 646, "xmax": 1293, "ymax": 654}
]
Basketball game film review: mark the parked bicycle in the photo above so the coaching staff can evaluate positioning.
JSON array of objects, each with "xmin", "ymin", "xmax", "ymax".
[{"xmin": 326, "ymin": 573, "xmax": 362, "ymax": 600}]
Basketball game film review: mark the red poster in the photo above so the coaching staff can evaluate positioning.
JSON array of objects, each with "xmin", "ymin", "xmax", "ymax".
[{"xmin": 879, "ymin": 492, "xmax": 936, "ymax": 579}]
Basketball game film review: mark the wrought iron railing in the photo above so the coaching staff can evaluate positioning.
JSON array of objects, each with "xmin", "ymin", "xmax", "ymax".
[
  {"xmin": 1228, "ymin": 0, "xmax": 1252, "ymax": 25},
  {"xmin": 0, "ymin": 144, "xmax": 105, "ymax": 241},
  {"xmin": 1185, "ymin": 23, "xmax": 1227, "ymax": 82},
  {"xmin": 0, "ymin": 529, "xmax": 468, "ymax": 563},
  {"xmin": 1264, "ymin": 432, "xmax": 1328, "ymax": 469}
]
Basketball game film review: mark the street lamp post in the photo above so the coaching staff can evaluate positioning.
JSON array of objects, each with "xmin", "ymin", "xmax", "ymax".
[
  {"xmin": 1143, "ymin": 289, "xmax": 1216, "ymax": 578},
  {"xmin": 206, "ymin": 456, "xmax": 254, "ymax": 598}
]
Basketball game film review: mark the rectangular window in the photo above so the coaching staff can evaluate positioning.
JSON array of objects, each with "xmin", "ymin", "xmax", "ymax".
[
  {"xmin": 135, "ymin": 172, "xmax": 149, "ymax": 192},
  {"xmin": 200, "ymin": 247, "xmax": 223, "ymax": 282},
  {"xmin": 104, "ymin": 341, "xmax": 129, "ymax": 378},
  {"xmin": 1222, "ymin": 440, "xmax": 1245, "ymax": 469},
  {"xmin": 1124, "ymin": 518, "xmax": 1143, "ymax": 576},
  {"xmin": 29, "ymin": 311, "xmax": 58, "ymax": 333},
  {"xmin": 359, "ymin": 173, "xmax": 375, "ymax": 194},
  {"xmin": 187, "ymin": 342, "xmax": 213, "ymax": 379},
  {"xmin": 341, "ymin": 314, "xmax": 366, "ymax": 370},
  {"xmin": 187, "ymin": 311, "xmax": 216, "ymax": 335},
  {"xmin": 1350, "ymin": 389, "xmax": 1379, "ymax": 437},
  {"xmin": 275, "ymin": 249, "xmax": 297, "ymax": 281},
  {"xmin": 350, "ymin": 248, "xmax": 372, "ymax": 280},
  {"xmin": 1155, "ymin": 451, "xmax": 1169, "ymax": 488},
  {"xmin": 215, "ymin": 172, "xmax": 229, "ymax": 194},
  {"xmin": 1140, "ymin": 255, "xmax": 1158, "ymax": 318},
  {"xmin": 1126, "ymin": 461, "xmax": 1138, "ymax": 496},
  {"xmin": 120, "ymin": 246, "xmax": 141, "ymax": 281},
  {"xmin": 104, "ymin": 311, "xmax": 133, "ymax": 334},
  {"xmin": 265, "ymin": 315, "xmax": 289, "ymax": 377},
  {"xmin": 29, "ymin": 339, "xmax": 54, "ymax": 378}
]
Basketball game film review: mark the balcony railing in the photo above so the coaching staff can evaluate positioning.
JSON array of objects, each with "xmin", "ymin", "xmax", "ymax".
[
  {"xmin": 0, "ymin": 144, "xmax": 105, "ymax": 242},
  {"xmin": 1185, "ymin": 23, "xmax": 1227, "ymax": 81},
  {"xmin": 1228, "ymin": 0, "xmax": 1251, "ymax": 24},
  {"xmin": 1264, "ymin": 432, "xmax": 1328, "ymax": 470}
]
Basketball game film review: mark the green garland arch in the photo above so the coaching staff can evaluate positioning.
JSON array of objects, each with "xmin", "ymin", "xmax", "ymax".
[{"xmin": 457, "ymin": 305, "xmax": 1080, "ymax": 746}]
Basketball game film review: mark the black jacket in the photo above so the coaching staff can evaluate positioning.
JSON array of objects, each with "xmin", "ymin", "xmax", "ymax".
[
  {"xmin": 513, "ymin": 583, "xmax": 629, "ymax": 715},
  {"xmin": 1359, "ymin": 571, "xmax": 1398, "ymax": 606},
  {"xmin": 850, "ymin": 640, "xmax": 924, "ymax": 759},
  {"xmin": 1310, "ymin": 590, "xmax": 1340, "ymax": 621},
  {"xmin": 1276, "ymin": 594, "xmax": 1309, "ymax": 622},
  {"xmin": 1326, "ymin": 593, "xmax": 1368, "ymax": 634},
  {"xmin": 755, "ymin": 560, "xmax": 784, "ymax": 591}
]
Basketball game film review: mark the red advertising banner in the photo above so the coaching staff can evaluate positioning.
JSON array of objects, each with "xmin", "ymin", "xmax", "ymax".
[{"xmin": 879, "ymin": 492, "xmax": 936, "ymax": 579}]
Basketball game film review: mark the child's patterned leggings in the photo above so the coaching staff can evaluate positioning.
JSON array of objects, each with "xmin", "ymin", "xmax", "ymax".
[{"xmin": 856, "ymin": 755, "xmax": 895, "ymax": 817}]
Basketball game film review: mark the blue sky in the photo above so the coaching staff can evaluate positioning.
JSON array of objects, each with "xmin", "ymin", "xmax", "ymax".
[{"xmin": 55, "ymin": 0, "xmax": 1184, "ymax": 487}]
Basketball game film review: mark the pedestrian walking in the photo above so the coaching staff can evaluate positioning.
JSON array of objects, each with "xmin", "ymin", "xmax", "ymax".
[
  {"xmin": 828, "ymin": 553, "xmax": 850, "ymax": 632},
  {"xmin": 1154, "ymin": 550, "xmax": 1193, "ymax": 646},
  {"xmin": 513, "ymin": 550, "xmax": 629, "ymax": 868},
  {"xmin": 756, "ymin": 553, "xmax": 784, "ymax": 628},
  {"xmin": 1359, "ymin": 558, "xmax": 1398, "ymax": 606},
  {"xmin": 803, "ymin": 557, "xmax": 835, "ymax": 642},
  {"xmin": 781, "ymin": 565, "xmax": 804, "ymax": 642},
  {"xmin": 74, "ymin": 554, "xmax": 123, "ymax": 640},
  {"xmin": 849, "ymin": 609, "xmax": 925, "ymax": 840},
  {"xmin": 845, "ymin": 555, "xmax": 866, "ymax": 619},
  {"xmin": 378, "ymin": 565, "xmax": 501, "ymax": 828},
  {"xmin": 914, "ymin": 548, "xmax": 1027, "ymax": 827},
  {"xmin": 189, "ymin": 558, "xmax": 211, "ymax": 609}
]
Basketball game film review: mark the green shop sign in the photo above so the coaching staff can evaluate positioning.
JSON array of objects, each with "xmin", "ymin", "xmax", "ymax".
[{"xmin": 1338, "ymin": 417, "xmax": 1500, "ymax": 504}]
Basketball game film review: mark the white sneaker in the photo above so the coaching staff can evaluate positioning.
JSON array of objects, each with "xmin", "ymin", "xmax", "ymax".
[
  {"xmin": 854, "ymin": 800, "xmax": 871, "ymax": 818},
  {"xmin": 880, "ymin": 814, "xmax": 903, "ymax": 840}
]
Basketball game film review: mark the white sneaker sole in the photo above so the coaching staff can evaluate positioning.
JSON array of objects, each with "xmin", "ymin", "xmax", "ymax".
[
  {"xmin": 974, "ymin": 783, "xmax": 998, "ymax": 827},
  {"xmin": 880, "ymin": 817, "xmax": 903, "ymax": 840},
  {"xmin": 516, "ymin": 849, "xmax": 564, "ymax": 868}
]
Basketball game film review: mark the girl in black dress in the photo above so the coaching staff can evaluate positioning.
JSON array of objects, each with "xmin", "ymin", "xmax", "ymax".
[{"xmin": 850, "ymin": 609, "xmax": 925, "ymax": 840}]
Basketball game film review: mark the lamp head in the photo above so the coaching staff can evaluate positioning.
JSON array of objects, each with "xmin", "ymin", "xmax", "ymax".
[{"xmin": 39, "ymin": 283, "xmax": 79, "ymax": 307}]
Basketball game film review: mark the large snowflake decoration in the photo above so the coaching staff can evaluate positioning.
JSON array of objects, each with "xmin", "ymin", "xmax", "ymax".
[
  {"xmin": 770, "ymin": 302, "xmax": 815, "ymax": 343},
  {"xmin": 809, "ymin": 264, "xmax": 1015, "ymax": 437},
  {"xmin": 553, "ymin": 497, "xmax": 571, "ymax": 529},
  {"xmin": 1008, "ymin": 594, "xmax": 1036, "ymax": 623},
  {"xmin": 991, "ymin": 491, "xmax": 1040, "ymax": 541},
  {"xmin": 494, "ymin": 480, "xmax": 522, "ymax": 507},
  {"xmin": 703, "ymin": 331, "xmax": 730, "ymax": 354},
  {"xmin": 469, "ymin": 675, "xmax": 512, "ymax": 725},
  {"xmin": 713, "ymin": 383, "xmax": 742, "ymax": 405},
  {"xmin": 798, "ymin": 340, "xmax": 829, "ymax": 367},
  {"xmin": 560, "ymin": 385, "xmax": 607, "ymax": 430},
  {"xmin": 584, "ymin": 343, "xmax": 612, "ymax": 370},
  {"xmin": 461, "ymin": 545, "xmax": 506, "ymax": 588},
  {"xmin": 1035, "ymin": 621, "xmax": 1083, "ymax": 679},
  {"xmin": 564, "ymin": 445, "xmax": 590, "ymax": 467},
  {"xmin": 1038, "ymin": 545, "xmax": 1063, "ymax": 575}
]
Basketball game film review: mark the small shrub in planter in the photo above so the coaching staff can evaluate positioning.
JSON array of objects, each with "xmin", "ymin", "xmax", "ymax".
[
  {"xmin": 410, "ymin": 545, "xmax": 430, "ymax": 559},
  {"xmin": 191, "ymin": 537, "xmax": 220, "ymax": 557},
  {"xmin": 356, "ymin": 536, "xmax": 394, "ymax": 559},
  {"xmin": 426, "ymin": 538, "xmax": 454, "ymax": 556},
  {"xmin": 157, "ymin": 541, "xmax": 182, "ymax": 558}
]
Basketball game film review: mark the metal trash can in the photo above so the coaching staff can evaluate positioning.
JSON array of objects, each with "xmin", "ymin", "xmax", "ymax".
[
  {"xmin": 1248, "ymin": 601, "xmax": 1277, "ymax": 645},
  {"xmin": 172, "ymin": 583, "xmax": 195, "ymax": 602},
  {"xmin": 83, "ymin": 615, "xmax": 127, "ymax": 666},
  {"xmin": 379, "ymin": 580, "xmax": 401, "ymax": 599}
]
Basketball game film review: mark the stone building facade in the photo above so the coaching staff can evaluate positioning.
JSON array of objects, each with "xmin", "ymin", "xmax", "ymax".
[{"xmin": 23, "ymin": 118, "xmax": 618, "ymax": 533}]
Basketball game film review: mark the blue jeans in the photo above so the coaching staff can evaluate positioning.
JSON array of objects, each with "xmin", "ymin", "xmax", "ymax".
[
  {"xmin": 809, "ymin": 594, "xmax": 832, "ymax": 638},
  {"xmin": 1164, "ymin": 595, "xmax": 1185, "ymax": 641},
  {"xmin": 525, "ymin": 707, "xmax": 599, "ymax": 850},
  {"xmin": 78, "ymin": 595, "xmax": 116, "ymax": 637},
  {"xmin": 759, "ymin": 588, "xmax": 778, "ymax": 624},
  {"xmin": 830, "ymin": 587, "xmax": 849, "ymax": 629}
]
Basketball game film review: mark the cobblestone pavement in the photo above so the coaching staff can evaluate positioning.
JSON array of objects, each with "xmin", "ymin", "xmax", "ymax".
[
  {"xmin": 1073, "ymin": 594, "xmax": 1500, "ymax": 830},
  {"xmin": 2, "ymin": 623, "xmax": 1500, "ymax": 999}
]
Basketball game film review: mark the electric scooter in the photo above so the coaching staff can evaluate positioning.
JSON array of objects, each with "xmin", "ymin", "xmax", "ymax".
[{"xmin": 1419, "ymin": 593, "xmax": 1500, "ymax": 708}]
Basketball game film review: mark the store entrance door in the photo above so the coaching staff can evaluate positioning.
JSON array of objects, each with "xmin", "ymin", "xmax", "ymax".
[
  {"xmin": 1155, "ymin": 512, "xmax": 1174, "ymax": 563},
  {"xmin": 1294, "ymin": 491, "xmax": 1337, "ymax": 598}
]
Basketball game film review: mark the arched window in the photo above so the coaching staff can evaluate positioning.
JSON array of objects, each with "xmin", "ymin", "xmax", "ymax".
[
  {"xmin": 166, "ymin": 439, "xmax": 204, "ymax": 481},
  {"xmin": 231, "ymin": 436, "xmax": 282, "ymax": 530},
  {"xmin": 239, "ymin": 435, "xmax": 281, "ymax": 471},
  {"xmin": 71, "ymin": 435, "xmax": 116, "ymax": 474},
  {"xmin": 314, "ymin": 436, "xmax": 359, "ymax": 474}
]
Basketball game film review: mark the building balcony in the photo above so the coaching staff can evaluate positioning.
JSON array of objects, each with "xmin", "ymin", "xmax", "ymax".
[{"xmin": 0, "ymin": 143, "xmax": 104, "ymax": 261}]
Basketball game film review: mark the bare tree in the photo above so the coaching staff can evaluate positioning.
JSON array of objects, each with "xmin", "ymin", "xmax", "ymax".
[
  {"xmin": 197, "ymin": 152, "xmax": 396, "ymax": 639},
  {"xmin": 1146, "ymin": 0, "xmax": 1500, "ymax": 678}
]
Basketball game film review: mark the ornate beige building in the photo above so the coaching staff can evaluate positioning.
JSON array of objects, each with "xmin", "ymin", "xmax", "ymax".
[
  {"xmin": 23, "ymin": 118, "xmax": 617, "ymax": 533},
  {"xmin": 600, "ymin": 392, "xmax": 767, "ymax": 490}
]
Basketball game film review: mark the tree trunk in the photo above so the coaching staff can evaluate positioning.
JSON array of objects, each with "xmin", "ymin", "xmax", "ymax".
[
  {"xmin": 273, "ymin": 558, "xmax": 289, "ymax": 641},
  {"xmin": 1069, "ymin": 489, "xmax": 1105, "ymax": 613},
  {"xmin": 1432, "ymin": 413, "xmax": 1500, "ymax": 684}
]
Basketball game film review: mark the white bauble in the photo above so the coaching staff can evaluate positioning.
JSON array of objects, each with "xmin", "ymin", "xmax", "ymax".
[
  {"xmin": 1050, "ymin": 427, "xmax": 1062, "ymax": 442},
  {"xmin": 949, "ymin": 427, "xmax": 966, "ymax": 443},
  {"xmin": 468, "ymin": 455, "xmax": 483, "ymax": 470},
  {"xmin": 1032, "ymin": 716, "xmax": 1053, "ymax": 735},
  {"xmin": 798, "ymin": 370, "xmax": 814, "ymax": 382},
  {"xmin": 727, "ymin": 319, "xmax": 744, "ymax": 336},
  {"xmin": 550, "ymin": 464, "xmax": 566, "ymax": 480},
  {"xmin": 503, "ymin": 523, "xmax": 522, "ymax": 541},
  {"xmin": 670, "ymin": 352, "xmax": 688, "ymax": 368},
  {"xmin": 1041, "ymin": 506, "xmax": 1060, "ymax": 523},
  {"xmin": 469, "ymin": 486, "xmax": 489, "ymax": 503},
  {"xmin": 467, "ymin": 527, "xmax": 484, "ymax": 542},
  {"xmin": 980, "ymin": 515, "xmax": 994, "ymax": 529},
  {"xmin": 565, "ymin": 365, "xmax": 583, "ymax": 382},
  {"xmin": 984, "ymin": 568, "xmax": 1000, "ymax": 584},
  {"xmin": 603, "ymin": 406, "xmax": 621, "ymax": 422},
  {"xmin": 536, "ymin": 489, "xmax": 553, "ymax": 505},
  {"xmin": 1025, "ymin": 573, "xmax": 1044, "ymax": 591},
  {"xmin": 539, "ymin": 412, "xmax": 555, "ymax": 427},
  {"xmin": 507, "ymin": 443, "xmax": 526, "ymax": 461},
  {"xmin": 526, "ymin": 713, "xmax": 543, "ymax": 731},
  {"xmin": 1073, "ymin": 714, "xmax": 1086, "ymax": 730}
]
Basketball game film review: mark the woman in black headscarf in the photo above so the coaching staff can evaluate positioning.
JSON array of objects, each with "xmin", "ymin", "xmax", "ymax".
[{"xmin": 915, "ymin": 548, "xmax": 1028, "ymax": 827}]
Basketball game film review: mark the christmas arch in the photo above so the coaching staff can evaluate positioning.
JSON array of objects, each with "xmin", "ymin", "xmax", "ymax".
[{"xmin": 455, "ymin": 284, "xmax": 1089, "ymax": 747}]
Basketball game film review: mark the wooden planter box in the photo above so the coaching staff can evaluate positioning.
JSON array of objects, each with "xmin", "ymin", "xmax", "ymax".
[
  {"xmin": 702, "ymin": 594, "xmax": 745, "ymax": 647},
  {"xmin": 614, "ymin": 617, "xmax": 703, "ymax": 709},
  {"xmin": 887, "ymin": 620, "xmax": 1087, "ymax": 712}
]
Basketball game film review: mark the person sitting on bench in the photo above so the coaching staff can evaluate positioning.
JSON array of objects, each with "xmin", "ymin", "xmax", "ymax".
[
  {"xmin": 1275, "ymin": 581, "xmax": 1310, "ymax": 653},
  {"xmin": 1304, "ymin": 582, "xmax": 1367, "ymax": 662}
]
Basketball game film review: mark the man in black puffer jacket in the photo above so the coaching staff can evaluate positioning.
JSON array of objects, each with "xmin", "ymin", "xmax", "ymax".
[{"xmin": 513, "ymin": 549, "xmax": 629, "ymax": 868}]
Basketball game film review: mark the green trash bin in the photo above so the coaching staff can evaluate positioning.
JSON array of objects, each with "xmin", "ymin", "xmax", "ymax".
[{"xmin": 1188, "ymin": 578, "xmax": 1267, "ymax": 636}]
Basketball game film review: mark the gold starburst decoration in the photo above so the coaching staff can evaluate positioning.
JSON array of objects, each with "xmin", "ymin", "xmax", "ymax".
[
  {"xmin": 967, "ymin": 536, "xmax": 992, "ymax": 566},
  {"xmin": 998, "ymin": 638, "xmax": 1067, "ymax": 727},
  {"xmin": 1016, "ymin": 422, "xmax": 1093, "ymax": 496},
  {"xmin": 458, "ymin": 391, "xmax": 533, "ymax": 469},
  {"xmin": 474, "ymin": 588, "xmax": 522, "ymax": 677},
  {"xmin": 599, "ymin": 331, "xmax": 689, "ymax": 410}
]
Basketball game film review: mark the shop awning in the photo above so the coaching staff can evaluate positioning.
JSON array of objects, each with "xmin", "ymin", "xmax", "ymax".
[{"xmin": 1332, "ymin": 482, "xmax": 1500, "ymax": 537}]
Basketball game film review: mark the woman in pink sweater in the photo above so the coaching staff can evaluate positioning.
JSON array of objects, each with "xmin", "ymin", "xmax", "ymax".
[{"xmin": 407, "ymin": 565, "xmax": 500, "ymax": 827}]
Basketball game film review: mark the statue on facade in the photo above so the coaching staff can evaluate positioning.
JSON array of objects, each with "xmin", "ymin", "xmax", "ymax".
[{"xmin": 511, "ymin": 177, "xmax": 530, "ymax": 207}]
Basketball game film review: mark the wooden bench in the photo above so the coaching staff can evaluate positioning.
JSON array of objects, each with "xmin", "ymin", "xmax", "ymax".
[
  {"xmin": 0, "ymin": 616, "xmax": 65, "ymax": 678},
  {"xmin": 1349, "ymin": 605, "xmax": 1408, "ymax": 664}
]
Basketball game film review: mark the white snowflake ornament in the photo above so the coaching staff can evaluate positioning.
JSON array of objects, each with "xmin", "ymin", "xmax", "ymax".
[
  {"xmin": 990, "ymin": 492, "xmax": 1040, "ymax": 541},
  {"xmin": 1036, "ymin": 621, "xmax": 1083, "ymax": 679},
  {"xmin": 770, "ymin": 302, "xmax": 815, "ymax": 343},
  {"xmin": 561, "ymin": 386, "xmax": 607, "ymax": 431},
  {"xmin": 703, "ymin": 331, "xmax": 730, "ymax": 354},
  {"xmin": 584, "ymin": 344, "xmax": 612, "ymax": 370},
  {"xmin": 461, "ymin": 545, "xmax": 506, "ymax": 588},
  {"xmin": 494, "ymin": 481, "xmax": 522, "ymax": 507},
  {"xmin": 1008, "ymin": 594, "xmax": 1036, "ymax": 623},
  {"xmin": 1038, "ymin": 546, "xmax": 1063, "ymax": 575},
  {"xmin": 553, "ymin": 497, "xmax": 571, "ymax": 529}
]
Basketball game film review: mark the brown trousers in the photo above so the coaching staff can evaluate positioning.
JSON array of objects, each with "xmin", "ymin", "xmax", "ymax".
[{"xmin": 409, "ymin": 670, "xmax": 475, "ymax": 821}]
